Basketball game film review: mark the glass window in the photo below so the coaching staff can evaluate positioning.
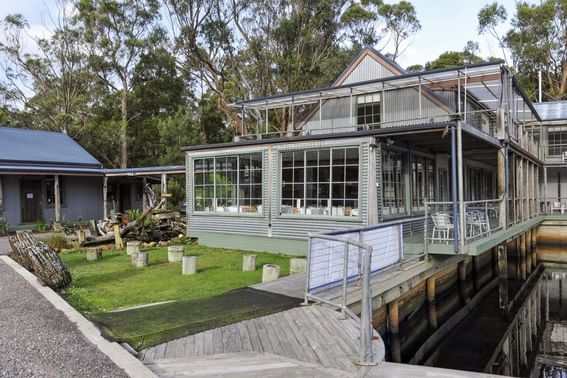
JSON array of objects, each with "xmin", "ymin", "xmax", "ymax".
[
  {"xmin": 45, "ymin": 177, "xmax": 65, "ymax": 206},
  {"xmin": 411, "ymin": 155, "xmax": 435, "ymax": 213},
  {"xmin": 381, "ymin": 150, "xmax": 406, "ymax": 217},
  {"xmin": 356, "ymin": 93, "xmax": 381, "ymax": 129},
  {"xmin": 193, "ymin": 153, "xmax": 262, "ymax": 214},
  {"xmin": 547, "ymin": 126, "xmax": 567, "ymax": 157},
  {"xmin": 281, "ymin": 147, "xmax": 359, "ymax": 217}
]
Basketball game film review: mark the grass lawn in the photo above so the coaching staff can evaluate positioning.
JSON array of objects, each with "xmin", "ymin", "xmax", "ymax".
[{"xmin": 60, "ymin": 244, "xmax": 292, "ymax": 313}]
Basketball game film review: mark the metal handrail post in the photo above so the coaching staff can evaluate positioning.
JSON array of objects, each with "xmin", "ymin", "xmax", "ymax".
[
  {"xmin": 359, "ymin": 245, "xmax": 376, "ymax": 365},
  {"xmin": 424, "ymin": 202, "xmax": 429, "ymax": 256},
  {"xmin": 341, "ymin": 243, "xmax": 349, "ymax": 316}
]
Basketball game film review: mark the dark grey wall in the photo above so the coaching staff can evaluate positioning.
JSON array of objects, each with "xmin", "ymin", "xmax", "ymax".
[{"xmin": 0, "ymin": 174, "xmax": 104, "ymax": 225}]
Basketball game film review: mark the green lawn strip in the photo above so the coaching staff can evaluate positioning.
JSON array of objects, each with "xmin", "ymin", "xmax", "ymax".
[
  {"xmin": 60, "ymin": 245, "xmax": 291, "ymax": 313},
  {"xmin": 89, "ymin": 287, "xmax": 301, "ymax": 351}
]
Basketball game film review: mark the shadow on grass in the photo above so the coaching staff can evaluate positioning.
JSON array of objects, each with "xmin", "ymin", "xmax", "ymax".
[
  {"xmin": 89, "ymin": 287, "xmax": 301, "ymax": 351},
  {"xmin": 74, "ymin": 268, "xmax": 146, "ymax": 287}
]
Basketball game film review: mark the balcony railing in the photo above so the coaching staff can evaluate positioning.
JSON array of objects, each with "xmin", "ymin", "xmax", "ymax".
[{"xmin": 424, "ymin": 199, "xmax": 502, "ymax": 250}]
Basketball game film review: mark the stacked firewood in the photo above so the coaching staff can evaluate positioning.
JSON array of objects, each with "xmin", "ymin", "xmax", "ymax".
[{"xmin": 9, "ymin": 232, "xmax": 72, "ymax": 289}]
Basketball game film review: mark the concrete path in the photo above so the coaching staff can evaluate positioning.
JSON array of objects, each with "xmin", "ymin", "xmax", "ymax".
[
  {"xmin": 0, "ymin": 236, "xmax": 10, "ymax": 255},
  {"xmin": 0, "ymin": 259, "xmax": 129, "ymax": 377}
]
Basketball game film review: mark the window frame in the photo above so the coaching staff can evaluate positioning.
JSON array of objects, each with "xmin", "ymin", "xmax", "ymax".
[
  {"xmin": 277, "ymin": 145, "xmax": 362, "ymax": 221},
  {"xmin": 381, "ymin": 148, "xmax": 408, "ymax": 219},
  {"xmin": 44, "ymin": 176, "xmax": 65, "ymax": 208},
  {"xmin": 192, "ymin": 152, "xmax": 264, "ymax": 217}
]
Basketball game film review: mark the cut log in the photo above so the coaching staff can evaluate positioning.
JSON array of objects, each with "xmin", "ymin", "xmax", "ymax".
[
  {"xmin": 290, "ymin": 258, "xmax": 307, "ymax": 274},
  {"xmin": 86, "ymin": 247, "xmax": 102, "ymax": 261},
  {"xmin": 113, "ymin": 224, "xmax": 124, "ymax": 249},
  {"xmin": 127, "ymin": 241, "xmax": 141, "ymax": 255},
  {"xmin": 132, "ymin": 252, "xmax": 148, "ymax": 268},
  {"xmin": 182, "ymin": 256, "xmax": 197, "ymax": 275},
  {"xmin": 168, "ymin": 245, "xmax": 184, "ymax": 262},
  {"xmin": 242, "ymin": 255, "xmax": 257, "ymax": 272},
  {"xmin": 262, "ymin": 264, "xmax": 280, "ymax": 283}
]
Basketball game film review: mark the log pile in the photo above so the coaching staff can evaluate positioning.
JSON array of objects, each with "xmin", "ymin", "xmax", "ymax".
[{"xmin": 9, "ymin": 232, "xmax": 72, "ymax": 289}]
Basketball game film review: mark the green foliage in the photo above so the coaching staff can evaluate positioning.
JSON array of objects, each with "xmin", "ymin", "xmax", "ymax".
[
  {"xmin": 60, "ymin": 245, "xmax": 292, "ymax": 313},
  {"xmin": 0, "ymin": 217, "xmax": 9, "ymax": 236},
  {"xmin": 42, "ymin": 234, "xmax": 72, "ymax": 251},
  {"xmin": 425, "ymin": 51, "xmax": 485, "ymax": 70},
  {"xmin": 34, "ymin": 219, "xmax": 50, "ymax": 233}
]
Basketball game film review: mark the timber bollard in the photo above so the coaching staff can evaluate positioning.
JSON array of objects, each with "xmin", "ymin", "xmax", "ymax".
[
  {"xmin": 262, "ymin": 264, "xmax": 280, "ymax": 283},
  {"xmin": 182, "ymin": 256, "xmax": 197, "ymax": 275},
  {"xmin": 86, "ymin": 247, "xmax": 102, "ymax": 261},
  {"xmin": 168, "ymin": 245, "xmax": 184, "ymax": 262},
  {"xmin": 126, "ymin": 241, "xmax": 141, "ymax": 255},
  {"xmin": 78, "ymin": 230, "xmax": 86, "ymax": 244},
  {"xmin": 113, "ymin": 224, "xmax": 124, "ymax": 249},
  {"xmin": 242, "ymin": 255, "xmax": 257, "ymax": 272},
  {"xmin": 290, "ymin": 258, "xmax": 307, "ymax": 274},
  {"xmin": 132, "ymin": 252, "xmax": 148, "ymax": 268}
]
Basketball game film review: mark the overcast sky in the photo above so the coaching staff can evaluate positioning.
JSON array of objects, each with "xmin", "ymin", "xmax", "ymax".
[{"xmin": 0, "ymin": 0, "xmax": 518, "ymax": 69}]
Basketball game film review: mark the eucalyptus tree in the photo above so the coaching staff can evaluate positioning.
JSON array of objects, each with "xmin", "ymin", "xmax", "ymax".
[
  {"xmin": 76, "ymin": 0, "xmax": 164, "ymax": 168},
  {"xmin": 0, "ymin": 4, "xmax": 95, "ymax": 136},
  {"xmin": 478, "ymin": 0, "xmax": 567, "ymax": 101}
]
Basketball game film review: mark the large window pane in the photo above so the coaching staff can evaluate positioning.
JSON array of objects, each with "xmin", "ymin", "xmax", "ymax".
[
  {"xmin": 382, "ymin": 150, "xmax": 406, "ymax": 217},
  {"xmin": 280, "ymin": 147, "xmax": 360, "ymax": 217},
  {"xmin": 193, "ymin": 153, "xmax": 262, "ymax": 214}
]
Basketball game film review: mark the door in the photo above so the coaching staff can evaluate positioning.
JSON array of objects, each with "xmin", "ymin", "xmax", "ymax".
[{"xmin": 21, "ymin": 179, "xmax": 42, "ymax": 223}]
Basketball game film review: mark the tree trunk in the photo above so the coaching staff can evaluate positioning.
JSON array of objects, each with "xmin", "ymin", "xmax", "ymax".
[{"xmin": 120, "ymin": 90, "xmax": 128, "ymax": 168}]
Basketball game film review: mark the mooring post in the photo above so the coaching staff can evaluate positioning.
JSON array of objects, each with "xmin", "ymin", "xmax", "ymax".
[
  {"xmin": 472, "ymin": 255, "xmax": 481, "ymax": 293},
  {"xmin": 519, "ymin": 233, "xmax": 527, "ymax": 280},
  {"xmin": 492, "ymin": 247, "xmax": 499, "ymax": 279},
  {"xmin": 458, "ymin": 258, "xmax": 469, "ymax": 304},
  {"xmin": 426, "ymin": 275, "xmax": 437, "ymax": 330},
  {"xmin": 498, "ymin": 243, "xmax": 509, "ymax": 315},
  {"xmin": 388, "ymin": 299, "xmax": 401, "ymax": 363}
]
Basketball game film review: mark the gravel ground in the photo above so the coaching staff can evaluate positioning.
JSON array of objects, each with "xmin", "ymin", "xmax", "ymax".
[{"xmin": 0, "ymin": 260, "xmax": 129, "ymax": 378}]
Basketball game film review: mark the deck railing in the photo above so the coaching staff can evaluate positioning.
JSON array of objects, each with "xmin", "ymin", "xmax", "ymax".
[
  {"xmin": 305, "ymin": 221, "xmax": 419, "ymax": 365},
  {"xmin": 424, "ymin": 199, "xmax": 502, "ymax": 251}
]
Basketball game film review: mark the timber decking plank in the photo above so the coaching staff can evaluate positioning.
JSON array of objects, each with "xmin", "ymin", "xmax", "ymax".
[
  {"xmin": 222, "ymin": 324, "xmax": 244, "ymax": 354},
  {"xmin": 302, "ymin": 306, "xmax": 354, "ymax": 372},
  {"xmin": 203, "ymin": 329, "xmax": 214, "ymax": 356},
  {"xmin": 280, "ymin": 308, "xmax": 320, "ymax": 364},
  {"xmin": 152, "ymin": 341, "xmax": 168, "ymax": 360},
  {"xmin": 259, "ymin": 315, "xmax": 287, "ymax": 357},
  {"xmin": 237, "ymin": 321, "xmax": 253, "ymax": 351},
  {"xmin": 193, "ymin": 330, "xmax": 205, "ymax": 357},
  {"xmin": 268, "ymin": 312, "xmax": 300, "ymax": 361},
  {"xmin": 212, "ymin": 327, "xmax": 224, "ymax": 355},
  {"xmin": 163, "ymin": 337, "xmax": 186, "ymax": 359},
  {"xmin": 184, "ymin": 333, "xmax": 196, "ymax": 358},
  {"xmin": 253, "ymin": 317, "xmax": 276, "ymax": 355},
  {"xmin": 310, "ymin": 305, "xmax": 359, "ymax": 357},
  {"xmin": 244, "ymin": 318, "xmax": 263, "ymax": 352}
]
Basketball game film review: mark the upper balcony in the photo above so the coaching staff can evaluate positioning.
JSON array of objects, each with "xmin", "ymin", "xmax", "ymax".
[{"xmin": 232, "ymin": 61, "xmax": 541, "ymax": 159}]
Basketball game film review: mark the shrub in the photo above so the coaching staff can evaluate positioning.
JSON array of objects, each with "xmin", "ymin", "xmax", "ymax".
[
  {"xmin": 34, "ymin": 219, "xmax": 50, "ymax": 232},
  {"xmin": 42, "ymin": 234, "xmax": 72, "ymax": 251},
  {"xmin": 0, "ymin": 217, "xmax": 9, "ymax": 236}
]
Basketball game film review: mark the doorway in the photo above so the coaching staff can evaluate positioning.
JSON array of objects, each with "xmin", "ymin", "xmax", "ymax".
[{"xmin": 21, "ymin": 179, "xmax": 42, "ymax": 223}]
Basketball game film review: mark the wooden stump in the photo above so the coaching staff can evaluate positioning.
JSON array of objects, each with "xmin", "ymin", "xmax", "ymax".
[
  {"xmin": 168, "ymin": 245, "xmax": 184, "ymax": 262},
  {"xmin": 182, "ymin": 256, "xmax": 197, "ymax": 275},
  {"xmin": 86, "ymin": 247, "xmax": 102, "ymax": 262},
  {"xmin": 242, "ymin": 255, "xmax": 257, "ymax": 272},
  {"xmin": 126, "ymin": 241, "xmax": 141, "ymax": 255},
  {"xmin": 132, "ymin": 252, "xmax": 148, "ymax": 268},
  {"xmin": 113, "ymin": 224, "xmax": 124, "ymax": 249},
  {"xmin": 290, "ymin": 258, "xmax": 307, "ymax": 274},
  {"xmin": 262, "ymin": 264, "xmax": 280, "ymax": 283},
  {"xmin": 78, "ymin": 230, "xmax": 86, "ymax": 244}
]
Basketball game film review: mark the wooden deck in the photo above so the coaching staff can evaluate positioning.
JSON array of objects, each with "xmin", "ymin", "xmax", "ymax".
[{"xmin": 141, "ymin": 304, "xmax": 384, "ymax": 373}]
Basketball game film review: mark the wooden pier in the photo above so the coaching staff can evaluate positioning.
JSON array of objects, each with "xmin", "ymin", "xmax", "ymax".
[{"xmin": 141, "ymin": 304, "xmax": 384, "ymax": 374}]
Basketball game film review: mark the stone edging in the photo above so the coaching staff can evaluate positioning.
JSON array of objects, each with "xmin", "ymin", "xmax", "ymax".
[{"xmin": 0, "ymin": 256, "xmax": 157, "ymax": 378}]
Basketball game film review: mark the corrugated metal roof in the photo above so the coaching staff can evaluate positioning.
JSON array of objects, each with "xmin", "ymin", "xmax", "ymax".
[
  {"xmin": 534, "ymin": 101, "xmax": 567, "ymax": 121},
  {"xmin": 0, "ymin": 127, "xmax": 102, "ymax": 168},
  {"xmin": 0, "ymin": 165, "xmax": 104, "ymax": 175},
  {"xmin": 104, "ymin": 165, "xmax": 186, "ymax": 176}
]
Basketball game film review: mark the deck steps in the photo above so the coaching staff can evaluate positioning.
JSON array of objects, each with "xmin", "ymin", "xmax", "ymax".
[
  {"xmin": 144, "ymin": 352, "xmax": 348, "ymax": 377},
  {"xmin": 141, "ymin": 304, "xmax": 384, "ymax": 373}
]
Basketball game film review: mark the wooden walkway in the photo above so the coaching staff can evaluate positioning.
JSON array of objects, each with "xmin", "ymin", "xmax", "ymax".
[{"xmin": 141, "ymin": 304, "xmax": 384, "ymax": 373}]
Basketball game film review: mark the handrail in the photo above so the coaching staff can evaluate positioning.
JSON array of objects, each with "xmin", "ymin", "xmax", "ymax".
[{"xmin": 305, "ymin": 233, "xmax": 377, "ymax": 365}]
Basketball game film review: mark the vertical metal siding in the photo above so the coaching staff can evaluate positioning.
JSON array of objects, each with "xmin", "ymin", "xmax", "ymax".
[
  {"xmin": 383, "ymin": 88, "xmax": 450, "ymax": 127},
  {"xmin": 342, "ymin": 55, "xmax": 395, "ymax": 84}
]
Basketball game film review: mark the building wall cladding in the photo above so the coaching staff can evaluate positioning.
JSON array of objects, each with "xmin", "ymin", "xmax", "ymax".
[
  {"xmin": 185, "ymin": 137, "xmax": 373, "ymax": 242},
  {"xmin": 1, "ymin": 174, "xmax": 103, "ymax": 225}
]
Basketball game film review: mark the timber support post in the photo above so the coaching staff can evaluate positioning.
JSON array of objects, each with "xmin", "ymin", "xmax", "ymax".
[
  {"xmin": 388, "ymin": 299, "xmax": 401, "ymax": 363},
  {"xmin": 526, "ymin": 230, "xmax": 532, "ymax": 275},
  {"xmin": 519, "ymin": 233, "xmax": 527, "ymax": 280},
  {"xmin": 472, "ymin": 256, "xmax": 481, "ymax": 293},
  {"xmin": 54, "ymin": 174, "xmax": 61, "ymax": 224},
  {"xmin": 458, "ymin": 259, "xmax": 469, "ymax": 304},
  {"xmin": 531, "ymin": 228, "xmax": 538, "ymax": 268},
  {"xmin": 426, "ymin": 276, "xmax": 437, "ymax": 330},
  {"xmin": 103, "ymin": 176, "xmax": 108, "ymax": 219},
  {"xmin": 498, "ymin": 243, "xmax": 509, "ymax": 315}
]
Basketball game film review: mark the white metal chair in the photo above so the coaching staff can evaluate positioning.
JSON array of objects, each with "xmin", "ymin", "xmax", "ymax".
[
  {"xmin": 431, "ymin": 213, "xmax": 454, "ymax": 244},
  {"xmin": 466, "ymin": 210, "xmax": 490, "ymax": 238},
  {"xmin": 551, "ymin": 201, "xmax": 564, "ymax": 214}
]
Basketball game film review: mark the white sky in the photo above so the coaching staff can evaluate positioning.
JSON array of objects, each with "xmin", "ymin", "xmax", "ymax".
[{"xmin": 0, "ymin": 0, "xmax": 518, "ymax": 68}]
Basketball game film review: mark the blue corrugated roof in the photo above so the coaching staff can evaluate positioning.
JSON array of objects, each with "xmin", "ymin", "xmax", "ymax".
[{"xmin": 0, "ymin": 127, "xmax": 102, "ymax": 168}]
